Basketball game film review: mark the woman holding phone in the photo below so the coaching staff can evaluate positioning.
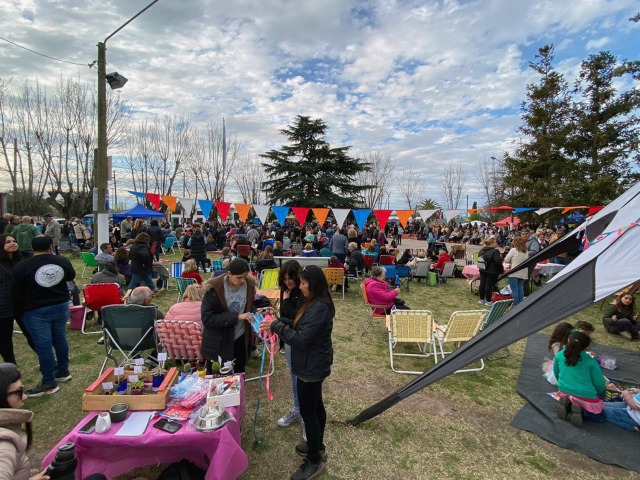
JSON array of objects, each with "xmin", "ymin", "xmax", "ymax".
[{"xmin": 261, "ymin": 266, "xmax": 334, "ymax": 480}]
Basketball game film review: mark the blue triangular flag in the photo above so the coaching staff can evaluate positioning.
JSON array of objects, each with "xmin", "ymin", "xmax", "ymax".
[
  {"xmin": 271, "ymin": 206, "xmax": 290, "ymax": 225},
  {"xmin": 352, "ymin": 209, "xmax": 371, "ymax": 229},
  {"xmin": 197, "ymin": 199, "xmax": 214, "ymax": 220}
]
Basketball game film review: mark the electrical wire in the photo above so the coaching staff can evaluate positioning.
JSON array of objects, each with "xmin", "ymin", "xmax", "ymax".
[{"xmin": 0, "ymin": 35, "xmax": 89, "ymax": 67}]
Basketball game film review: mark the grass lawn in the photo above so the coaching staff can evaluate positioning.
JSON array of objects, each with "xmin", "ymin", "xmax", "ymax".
[{"xmin": 14, "ymin": 250, "xmax": 638, "ymax": 479}]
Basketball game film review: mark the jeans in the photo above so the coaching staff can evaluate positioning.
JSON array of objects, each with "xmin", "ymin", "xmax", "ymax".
[
  {"xmin": 603, "ymin": 402, "xmax": 639, "ymax": 430},
  {"xmin": 508, "ymin": 277, "xmax": 525, "ymax": 305},
  {"xmin": 128, "ymin": 272, "xmax": 157, "ymax": 292},
  {"xmin": 23, "ymin": 302, "xmax": 70, "ymax": 385},
  {"xmin": 297, "ymin": 378, "xmax": 326, "ymax": 464},
  {"xmin": 607, "ymin": 318, "xmax": 640, "ymax": 339},
  {"xmin": 285, "ymin": 344, "xmax": 299, "ymax": 410}
]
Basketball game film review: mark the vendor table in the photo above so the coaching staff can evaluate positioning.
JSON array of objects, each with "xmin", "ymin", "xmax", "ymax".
[
  {"xmin": 43, "ymin": 381, "xmax": 247, "ymax": 480},
  {"xmin": 461, "ymin": 263, "xmax": 512, "ymax": 280},
  {"xmin": 534, "ymin": 262, "xmax": 565, "ymax": 276}
]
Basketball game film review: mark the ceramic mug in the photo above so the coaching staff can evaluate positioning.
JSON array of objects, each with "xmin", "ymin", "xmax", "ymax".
[{"xmin": 95, "ymin": 412, "xmax": 112, "ymax": 433}]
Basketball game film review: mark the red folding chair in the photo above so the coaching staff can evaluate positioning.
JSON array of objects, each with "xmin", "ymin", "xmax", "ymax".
[
  {"xmin": 379, "ymin": 255, "xmax": 396, "ymax": 266},
  {"xmin": 82, "ymin": 283, "xmax": 122, "ymax": 335},
  {"xmin": 363, "ymin": 254, "xmax": 376, "ymax": 272},
  {"xmin": 236, "ymin": 244, "xmax": 252, "ymax": 260}
]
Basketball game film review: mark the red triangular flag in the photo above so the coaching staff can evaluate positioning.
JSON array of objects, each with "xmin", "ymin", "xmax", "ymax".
[
  {"xmin": 215, "ymin": 201, "xmax": 231, "ymax": 221},
  {"xmin": 145, "ymin": 193, "xmax": 161, "ymax": 209},
  {"xmin": 291, "ymin": 207, "xmax": 310, "ymax": 226},
  {"xmin": 373, "ymin": 209, "xmax": 393, "ymax": 227}
]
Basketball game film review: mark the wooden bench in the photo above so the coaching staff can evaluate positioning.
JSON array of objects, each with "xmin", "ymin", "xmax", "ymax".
[{"xmin": 273, "ymin": 256, "xmax": 330, "ymax": 269}]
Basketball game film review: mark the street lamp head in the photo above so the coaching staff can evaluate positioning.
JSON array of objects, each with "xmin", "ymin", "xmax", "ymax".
[{"xmin": 105, "ymin": 72, "xmax": 128, "ymax": 90}]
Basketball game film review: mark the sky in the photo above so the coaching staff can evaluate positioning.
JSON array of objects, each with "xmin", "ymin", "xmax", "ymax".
[{"xmin": 0, "ymin": 0, "xmax": 638, "ymax": 211}]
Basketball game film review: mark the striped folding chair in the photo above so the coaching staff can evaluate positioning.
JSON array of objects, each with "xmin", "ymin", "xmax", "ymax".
[
  {"xmin": 259, "ymin": 268, "xmax": 280, "ymax": 289},
  {"xmin": 155, "ymin": 320, "xmax": 204, "ymax": 362},
  {"xmin": 212, "ymin": 259, "xmax": 224, "ymax": 271},
  {"xmin": 325, "ymin": 268, "xmax": 346, "ymax": 300},
  {"xmin": 175, "ymin": 277, "xmax": 196, "ymax": 302},
  {"xmin": 388, "ymin": 309, "xmax": 437, "ymax": 374},
  {"xmin": 169, "ymin": 262, "xmax": 184, "ymax": 290},
  {"xmin": 434, "ymin": 310, "xmax": 488, "ymax": 373}
]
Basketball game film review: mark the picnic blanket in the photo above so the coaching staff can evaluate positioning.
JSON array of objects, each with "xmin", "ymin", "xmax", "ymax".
[{"xmin": 512, "ymin": 333, "xmax": 640, "ymax": 472}]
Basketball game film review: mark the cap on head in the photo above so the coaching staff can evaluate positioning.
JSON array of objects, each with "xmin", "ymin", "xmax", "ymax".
[{"xmin": 43, "ymin": 213, "xmax": 54, "ymax": 218}]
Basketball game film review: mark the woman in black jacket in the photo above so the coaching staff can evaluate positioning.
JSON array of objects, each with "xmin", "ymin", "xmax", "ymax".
[
  {"xmin": 188, "ymin": 227, "xmax": 207, "ymax": 273},
  {"xmin": 477, "ymin": 237, "xmax": 504, "ymax": 306},
  {"xmin": 125, "ymin": 233, "xmax": 157, "ymax": 295},
  {"xmin": 147, "ymin": 219, "xmax": 165, "ymax": 261},
  {"xmin": 201, "ymin": 259, "xmax": 255, "ymax": 374},
  {"xmin": 261, "ymin": 265, "xmax": 334, "ymax": 480}
]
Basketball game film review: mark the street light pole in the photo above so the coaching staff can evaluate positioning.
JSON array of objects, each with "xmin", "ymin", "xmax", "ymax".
[{"xmin": 95, "ymin": 0, "xmax": 159, "ymax": 246}]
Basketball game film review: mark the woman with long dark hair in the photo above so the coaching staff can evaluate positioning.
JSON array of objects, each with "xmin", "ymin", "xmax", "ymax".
[
  {"xmin": 275, "ymin": 261, "xmax": 305, "ymax": 430},
  {"xmin": 602, "ymin": 293, "xmax": 639, "ymax": 339},
  {"xmin": 261, "ymin": 266, "xmax": 334, "ymax": 479},
  {"xmin": 0, "ymin": 234, "xmax": 35, "ymax": 364}
]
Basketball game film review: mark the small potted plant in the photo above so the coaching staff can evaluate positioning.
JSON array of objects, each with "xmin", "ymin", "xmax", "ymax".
[
  {"xmin": 129, "ymin": 380, "xmax": 145, "ymax": 395},
  {"xmin": 152, "ymin": 364, "xmax": 167, "ymax": 391}
]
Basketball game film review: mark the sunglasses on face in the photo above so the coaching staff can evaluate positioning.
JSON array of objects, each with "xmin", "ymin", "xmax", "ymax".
[{"xmin": 7, "ymin": 387, "xmax": 24, "ymax": 398}]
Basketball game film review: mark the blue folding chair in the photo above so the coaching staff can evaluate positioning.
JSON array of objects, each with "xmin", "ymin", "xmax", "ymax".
[
  {"xmin": 396, "ymin": 265, "xmax": 412, "ymax": 291},
  {"xmin": 162, "ymin": 237, "xmax": 177, "ymax": 255},
  {"xmin": 169, "ymin": 262, "xmax": 184, "ymax": 291}
]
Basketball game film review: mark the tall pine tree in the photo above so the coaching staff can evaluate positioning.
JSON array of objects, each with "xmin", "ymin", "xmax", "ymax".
[
  {"xmin": 503, "ymin": 45, "xmax": 576, "ymax": 206},
  {"xmin": 568, "ymin": 51, "xmax": 640, "ymax": 204},
  {"xmin": 261, "ymin": 116, "xmax": 371, "ymax": 208}
]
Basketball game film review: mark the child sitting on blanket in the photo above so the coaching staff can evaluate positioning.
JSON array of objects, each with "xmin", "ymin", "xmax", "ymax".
[
  {"xmin": 603, "ymin": 388, "xmax": 640, "ymax": 432},
  {"xmin": 542, "ymin": 322, "xmax": 574, "ymax": 385},
  {"xmin": 554, "ymin": 332, "xmax": 606, "ymax": 428}
]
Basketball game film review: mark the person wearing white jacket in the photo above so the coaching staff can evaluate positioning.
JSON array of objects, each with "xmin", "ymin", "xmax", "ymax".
[{"xmin": 504, "ymin": 236, "xmax": 529, "ymax": 305}]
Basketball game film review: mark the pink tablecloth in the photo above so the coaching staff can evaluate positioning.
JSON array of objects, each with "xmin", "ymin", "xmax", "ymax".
[
  {"xmin": 43, "ymin": 384, "xmax": 247, "ymax": 480},
  {"xmin": 462, "ymin": 265, "xmax": 480, "ymax": 279}
]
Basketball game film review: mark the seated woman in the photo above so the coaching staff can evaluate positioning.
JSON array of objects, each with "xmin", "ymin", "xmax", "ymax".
[
  {"xmin": 181, "ymin": 259, "xmax": 203, "ymax": 284},
  {"xmin": 290, "ymin": 237, "xmax": 304, "ymax": 255},
  {"xmin": 300, "ymin": 243, "xmax": 318, "ymax": 257},
  {"xmin": 407, "ymin": 250, "xmax": 428, "ymax": 268},
  {"xmin": 272, "ymin": 241, "xmax": 284, "ymax": 257},
  {"xmin": 113, "ymin": 246, "xmax": 131, "ymax": 282},
  {"xmin": 602, "ymin": 293, "xmax": 639, "ymax": 340},
  {"xmin": 256, "ymin": 246, "xmax": 278, "ymax": 275},
  {"xmin": 363, "ymin": 266, "xmax": 409, "ymax": 314},
  {"xmin": 554, "ymin": 331, "xmax": 606, "ymax": 428},
  {"xmin": 164, "ymin": 284, "xmax": 205, "ymax": 325},
  {"xmin": 396, "ymin": 249, "xmax": 412, "ymax": 265}
]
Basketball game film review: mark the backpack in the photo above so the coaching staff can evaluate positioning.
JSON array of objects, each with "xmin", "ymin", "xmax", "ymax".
[{"xmin": 477, "ymin": 252, "xmax": 488, "ymax": 271}]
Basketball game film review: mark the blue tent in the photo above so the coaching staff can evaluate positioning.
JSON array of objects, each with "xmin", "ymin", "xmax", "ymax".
[{"xmin": 112, "ymin": 204, "xmax": 166, "ymax": 221}]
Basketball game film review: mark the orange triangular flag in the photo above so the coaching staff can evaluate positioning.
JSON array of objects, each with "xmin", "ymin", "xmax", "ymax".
[
  {"xmin": 234, "ymin": 203, "xmax": 251, "ymax": 223},
  {"xmin": 562, "ymin": 206, "xmax": 588, "ymax": 214},
  {"xmin": 312, "ymin": 208, "xmax": 330, "ymax": 226},
  {"xmin": 161, "ymin": 195, "xmax": 177, "ymax": 212},
  {"xmin": 395, "ymin": 210, "xmax": 415, "ymax": 228}
]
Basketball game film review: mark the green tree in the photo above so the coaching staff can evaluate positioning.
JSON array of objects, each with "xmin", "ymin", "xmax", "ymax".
[
  {"xmin": 568, "ymin": 51, "xmax": 640, "ymax": 204},
  {"xmin": 418, "ymin": 198, "xmax": 440, "ymax": 209},
  {"xmin": 503, "ymin": 45, "xmax": 577, "ymax": 206},
  {"xmin": 261, "ymin": 116, "xmax": 371, "ymax": 207}
]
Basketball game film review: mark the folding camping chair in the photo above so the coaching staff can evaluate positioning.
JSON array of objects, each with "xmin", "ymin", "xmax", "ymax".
[
  {"xmin": 346, "ymin": 266, "xmax": 364, "ymax": 294},
  {"xmin": 212, "ymin": 259, "xmax": 224, "ymax": 271},
  {"xmin": 81, "ymin": 283, "xmax": 122, "ymax": 335},
  {"xmin": 258, "ymin": 268, "xmax": 279, "ymax": 289},
  {"xmin": 395, "ymin": 265, "xmax": 412, "ymax": 291},
  {"xmin": 162, "ymin": 237, "xmax": 177, "ymax": 255},
  {"xmin": 388, "ymin": 309, "xmax": 437, "ymax": 375},
  {"xmin": 434, "ymin": 310, "xmax": 488, "ymax": 373},
  {"xmin": 155, "ymin": 319, "xmax": 203, "ymax": 362},
  {"xmin": 325, "ymin": 267, "xmax": 346, "ymax": 299},
  {"xmin": 413, "ymin": 260, "xmax": 431, "ymax": 282},
  {"xmin": 169, "ymin": 262, "xmax": 184, "ymax": 290},
  {"xmin": 81, "ymin": 252, "xmax": 98, "ymax": 278},
  {"xmin": 379, "ymin": 255, "xmax": 396, "ymax": 266},
  {"xmin": 175, "ymin": 277, "xmax": 196, "ymax": 302},
  {"xmin": 434, "ymin": 262, "xmax": 456, "ymax": 284},
  {"xmin": 236, "ymin": 244, "xmax": 252, "ymax": 260},
  {"xmin": 480, "ymin": 299, "xmax": 513, "ymax": 360},
  {"xmin": 99, "ymin": 304, "xmax": 158, "ymax": 375},
  {"xmin": 363, "ymin": 254, "xmax": 376, "ymax": 274},
  {"xmin": 361, "ymin": 283, "xmax": 387, "ymax": 335}
]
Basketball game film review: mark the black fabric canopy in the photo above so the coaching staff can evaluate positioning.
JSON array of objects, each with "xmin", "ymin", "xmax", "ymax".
[{"xmin": 348, "ymin": 182, "xmax": 640, "ymax": 426}]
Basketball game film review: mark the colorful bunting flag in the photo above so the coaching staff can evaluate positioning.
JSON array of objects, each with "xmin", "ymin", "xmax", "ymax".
[
  {"xmin": 128, "ymin": 191, "xmax": 147, "ymax": 199},
  {"xmin": 252, "ymin": 205, "xmax": 271, "ymax": 224},
  {"xmin": 271, "ymin": 206, "xmax": 290, "ymax": 225},
  {"xmin": 331, "ymin": 209, "xmax": 350, "ymax": 228},
  {"xmin": 417, "ymin": 209, "xmax": 438, "ymax": 220},
  {"xmin": 394, "ymin": 210, "xmax": 415, "ymax": 228},
  {"xmin": 178, "ymin": 198, "xmax": 194, "ymax": 215},
  {"xmin": 291, "ymin": 207, "xmax": 310, "ymax": 226},
  {"xmin": 311, "ymin": 208, "xmax": 330, "ymax": 226},
  {"xmin": 215, "ymin": 201, "xmax": 231, "ymax": 221},
  {"xmin": 198, "ymin": 199, "xmax": 214, "ymax": 220},
  {"xmin": 234, "ymin": 204, "xmax": 251, "ymax": 223},
  {"xmin": 588, "ymin": 206, "xmax": 604, "ymax": 216},
  {"xmin": 352, "ymin": 209, "xmax": 372, "ymax": 228},
  {"xmin": 373, "ymin": 209, "xmax": 392, "ymax": 227},
  {"xmin": 161, "ymin": 195, "xmax": 177, "ymax": 212},
  {"xmin": 145, "ymin": 193, "xmax": 161, "ymax": 209}
]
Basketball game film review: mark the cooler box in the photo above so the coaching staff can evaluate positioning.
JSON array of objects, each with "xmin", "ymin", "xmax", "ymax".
[
  {"xmin": 69, "ymin": 305, "xmax": 85, "ymax": 330},
  {"xmin": 491, "ymin": 292, "xmax": 512, "ymax": 303}
]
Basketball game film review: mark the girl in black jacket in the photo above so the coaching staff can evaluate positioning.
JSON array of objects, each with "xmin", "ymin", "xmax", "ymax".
[
  {"xmin": 478, "ymin": 237, "xmax": 504, "ymax": 306},
  {"xmin": 262, "ymin": 266, "xmax": 334, "ymax": 480}
]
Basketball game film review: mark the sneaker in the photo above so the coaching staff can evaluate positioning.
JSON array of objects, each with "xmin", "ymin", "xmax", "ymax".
[
  {"xmin": 279, "ymin": 347, "xmax": 286, "ymax": 354},
  {"xmin": 478, "ymin": 300, "xmax": 486, "ymax": 305},
  {"xmin": 556, "ymin": 397, "xmax": 570, "ymax": 420},
  {"xmin": 55, "ymin": 373, "xmax": 72, "ymax": 383},
  {"xmin": 485, "ymin": 302, "xmax": 494, "ymax": 307},
  {"xmin": 250, "ymin": 348, "xmax": 260, "ymax": 359},
  {"xmin": 295, "ymin": 442, "xmax": 328, "ymax": 463},
  {"xmin": 278, "ymin": 409, "xmax": 302, "ymax": 427},
  {"xmin": 26, "ymin": 383, "xmax": 59, "ymax": 397},
  {"xmin": 290, "ymin": 459, "xmax": 325, "ymax": 480},
  {"xmin": 569, "ymin": 404, "xmax": 583, "ymax": 428},
  {"xmin": 619, "ymin": 331, "xmax": 633, "ymax": 340},
  {"xmin": 97, "ymin": 336, "xmax": 105, "ymax": 345}
]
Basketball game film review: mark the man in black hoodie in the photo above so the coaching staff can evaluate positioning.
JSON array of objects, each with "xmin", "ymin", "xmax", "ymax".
[{"xmin": 12, "ymin": 236, "xmax": 75, "ymax": 397}]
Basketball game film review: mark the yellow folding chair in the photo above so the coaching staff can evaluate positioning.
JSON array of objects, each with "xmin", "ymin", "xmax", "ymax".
[
  {"xmin": 434, "ymin": 310, "xmax": 487, "ymax": 373},
  {"xmin": 259, "ymin": 268, "xmax": 279, "ymax": 289},
  {"xmin": 388, "ymin": 309, "xmax": 437, "ymax": 375},
  {"xmin": 324, "ymin": 268, "xmax": 346, "ymax": 299}
]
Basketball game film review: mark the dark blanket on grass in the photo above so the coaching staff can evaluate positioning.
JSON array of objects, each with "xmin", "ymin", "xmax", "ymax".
[{"xmin": 512, "ymin": 333, "xmax": 640, "ymax": 472}]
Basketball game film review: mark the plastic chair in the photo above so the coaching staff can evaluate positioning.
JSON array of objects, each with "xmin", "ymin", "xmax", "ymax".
[
  {"xmin": 81, "ymin": 252, "xmax": 98, "ymax": 278},
  {"xmin": 388, "ymin": 309, "xmax": 437, "ymax": 374},
  {"xmin": 434, "ymin": 310, "xmax": 487, "ymax": 373},
  {"xmin": 162, "ymin": 237, "xmax": 176, "ymax": 255},
  {"xmin": 99, "ymin": 304, "xmax": 158, "ymax": 375},
  {"xmin": 361, "ymin": 283, "xmax": 387, "ymax": 335},
  {"xmin": 82, "ymin": 283, "xmax": 122, "ymax": 335},
  {"xmin": 259, "ymin": 268, "xmax": 279, "ymax": 289},
  {"xmin": 175, "ymin": 277, "xmax": 196, "ymax": 302},
  {"xmin": 480, "ymin": 299, "xmax": 513, "ymax": 360},
  {"xmin": 325, "ymin": 268, "xmax": 346, "ymax": 300},
  {"xmin": 156, "ymin": 320, "xmax": 203, "ymax": 362}
]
